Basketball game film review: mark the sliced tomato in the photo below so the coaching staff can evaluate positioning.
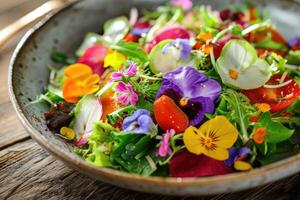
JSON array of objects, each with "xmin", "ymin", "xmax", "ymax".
[
  {"xmin": 153, "ymin": 95, "xmax": 189, "ymax": 133},
  {"xmin": 242, "ymin": 74, "xmax": 300, "ymax": 113}
]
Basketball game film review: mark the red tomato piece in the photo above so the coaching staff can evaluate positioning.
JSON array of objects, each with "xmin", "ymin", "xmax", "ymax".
[
  {"xmin": 243, "ymin": 74, "xmax": 300, "ymax": 113},
  {"xmin": 153, "ymin": 95, "xmax": 189, "ymax": 133}
]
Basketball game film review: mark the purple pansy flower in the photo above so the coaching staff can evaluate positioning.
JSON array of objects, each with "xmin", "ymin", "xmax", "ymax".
[
  {"xmin": 162, "ymin": 39, "xmax": 192, "ymax": 60},
  {"xmin": 288, "ymin": 36, "xmax": 300, "ymax": 50},
  {"xmin": 110, "ymin": 62, "xmax": 138, "ymax": 82},
  {"xmin": 171, "ymin": 0, "xmax": 193, "ymax": 10},
  {"xmin": 156, "ymin": 129, "xmax": 175, "ymax": 157},
  {"xmin": 156, "ymin": 66, "xmax": 221, "ymax": 126},
  {"xmin": 123, "ymin": 109, "xmax": 156, "ymax": 134},
  {"xmin": 115, "ymin": 82, "xmax": 138, "ymax": 106},
  {"xmin": 224, "ymin": 147, "xmax": 251, "ymax": 166}
]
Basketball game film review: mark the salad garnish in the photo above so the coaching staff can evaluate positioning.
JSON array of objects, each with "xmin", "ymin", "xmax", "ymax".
[{"xmin": 35, "ymin": 0, "xmax": 300, "ymax": 178}]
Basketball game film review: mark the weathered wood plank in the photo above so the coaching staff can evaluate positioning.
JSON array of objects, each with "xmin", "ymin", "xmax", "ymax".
[
  {"xmin": 0, "ymin": 48, "xmax": 30, "ymax": 149},
  {"xmin": 0, "ymin": 139, "xmax": 300, "ymax": 200}
]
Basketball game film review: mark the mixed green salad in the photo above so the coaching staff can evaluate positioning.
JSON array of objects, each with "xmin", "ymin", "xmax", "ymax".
[{"xmin": 39, "ymin": 0, "xmax": 300, "ymax": 177}]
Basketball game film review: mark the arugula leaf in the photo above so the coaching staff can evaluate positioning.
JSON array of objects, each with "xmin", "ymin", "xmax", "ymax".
[
  {"xmin": 257, "ymin": 112, "xmax": 294, "ymax": 143},
  {"xmin": 221, "ymin": 89, "xmax": 257, "ymax": 143},
  {"xmin": 51, "ymin": 52, "xmax": 76, "ymax": 65},
  {"xmin": 110, "ymin": 41, "xmax": 148, "ymax": 63},
  {"xmin": 111, "ymin": 134, "xmax": 157, "ymax": 175}
]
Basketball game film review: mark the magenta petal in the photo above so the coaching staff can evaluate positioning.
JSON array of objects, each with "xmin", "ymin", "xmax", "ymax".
[
  {"xmin": 78, "ymin": 45, "xmax": 107, "ymax": 76},
  {"xmin": 115, "ymin": 82, "xmax": 128, "ymax": 93},
  {"xmin": 170, "ymin": 150, "xmax": 233, "ymax": 178},
  {"xmin": 74, "ymin": 130, "xmax": 92, "ymax": 147}
]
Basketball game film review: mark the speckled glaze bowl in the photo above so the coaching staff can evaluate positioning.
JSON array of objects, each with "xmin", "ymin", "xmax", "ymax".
[{"xmin": 8, "ymin": 0, "xmax": 300, "ymax": 196}]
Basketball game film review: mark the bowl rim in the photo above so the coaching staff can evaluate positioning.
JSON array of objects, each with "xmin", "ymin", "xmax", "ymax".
[{"xmin": 8, "ymin": 0, "xmax": 300, "ymax": 195}]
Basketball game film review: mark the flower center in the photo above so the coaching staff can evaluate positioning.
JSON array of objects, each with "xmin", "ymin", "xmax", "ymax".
[
  {"xmin": 229, "ymin": 69, "xmax": 239, "ymax": 80},
  {"xmin": 199, "ymin": 131, "xmax": 219, "ymax": 151},
  {"xmin": 179, "ymin": 98, "xmax": 189, "ymax": 106}
]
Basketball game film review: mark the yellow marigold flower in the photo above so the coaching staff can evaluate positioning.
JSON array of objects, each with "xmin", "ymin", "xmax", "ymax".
[
  {"xmin": 63, "ymin": 63, "xmax": 100, "ymax": 103},
  {"xmin": 255, "ymin": 103, "xmax": 271, "ymax": 113},
  {"xmin": 104, "ymin": 50, "xmax": 126, "ymax": 71},
  {"xmin": 183, "ymin": 116, "xmax": 238, "ymax": 161}
]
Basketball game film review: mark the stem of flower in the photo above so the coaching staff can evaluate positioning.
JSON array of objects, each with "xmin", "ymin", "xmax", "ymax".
[{"xmin": 138, "ymin": 73, "xmax": 162, "ymax": 81}]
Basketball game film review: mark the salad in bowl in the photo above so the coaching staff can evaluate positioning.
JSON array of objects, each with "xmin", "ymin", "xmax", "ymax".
[{"xmin": 37, "ymin": 0, "xmax": 300, "ymax": 178}]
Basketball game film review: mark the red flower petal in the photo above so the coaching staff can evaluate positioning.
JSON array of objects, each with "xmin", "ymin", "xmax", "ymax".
[
  {"xmin": 170, "ymin": 150, "xmax": 233, "ymax": 178},
  {"xmin": 78, "ymin": 45, "xmax": 107, "ymax": 76}
]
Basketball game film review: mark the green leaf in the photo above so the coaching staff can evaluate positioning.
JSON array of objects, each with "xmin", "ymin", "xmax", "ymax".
[
  {"xmin": 110, "ymin": 41, "xmax": 148, "ymax": 63},
  {"xmin": 257, "ymin": 112, "xmax": 294, "ymax": 143},
  {"xmin": 111, "ymin": 134, "xmax": 157, "ymax": 175},
  {"xmin": 103, "ymin": 16, "xmax": 129, "ymax": 43},
  {"xmin": 286, "ymin": 50, "xmax": 300, "ymax": 66},
  {"xmin": 254, "ymin": 37, "xmax": 289, "ymax": 51},
  {"xmin": 51, "ymin": 52, "xmax": 76, "ymax": 65},
  {"xmin": 76, "ymin": 32, "xmax": 102, "ymax": 57},
  {"xmin": 200, "ymin": 6, "xmax": 219, "ymax": 28}
]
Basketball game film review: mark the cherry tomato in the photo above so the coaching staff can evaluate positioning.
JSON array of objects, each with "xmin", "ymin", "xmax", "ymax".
[
  {"xmin": 242, "ymin": 74, "xmax": 300, "ymax": 113},
  {"xmin": 153, "ymin": 95, "xmax": 189, "ymax": 133}
]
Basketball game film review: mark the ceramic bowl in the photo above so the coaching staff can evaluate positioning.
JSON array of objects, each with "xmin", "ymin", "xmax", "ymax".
[{"xmin": 9, "ymin": 0, "xmax": 300, "ymax": 196}]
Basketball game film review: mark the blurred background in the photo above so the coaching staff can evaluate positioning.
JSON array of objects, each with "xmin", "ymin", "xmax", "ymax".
[{"xmin": 0, "ymin": 0, "xmax": 49, "ymax": 52}]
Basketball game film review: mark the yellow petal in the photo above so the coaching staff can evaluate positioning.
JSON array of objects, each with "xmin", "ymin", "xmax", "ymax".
[
  {"xmin": 255, "ymin": 103, "xmax": 271, "ymax": 113},
  {"xmin": 84, "ymin": 84, "xmax": 100, "ymax": 94},
  {"xmin": 85, "ymin": 74, "xmax": 100, "ymax": 85},
  {"xmin": 60, "ymin": 127, "xmax": 75, "ymax": 140},
  {"xmin": 199, "ymin": 116, "xmax": 238, "ymax": 149},
  {"xmin": 104, "ymin": 51, "xmax": 126, "ymax": 71},
  {"xmin": 234, "ymin": 161, "xmax": 252, "ymax": 171},
  {"xmin": 203, "ymin": 147, "xmax": 229, "ymax": 161},
  {"xmin": 65, "ymin": 63, "xmax": 92, "ymax": 80},
  {"xmin": 183, "ymin": 126, "xmax": 204, "ymax": 155}
]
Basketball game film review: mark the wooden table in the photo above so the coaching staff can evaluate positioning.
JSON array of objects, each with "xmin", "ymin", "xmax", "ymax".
[{"xmin": 1, "ymin": 1, "xmax": 300, "ymax": 199}]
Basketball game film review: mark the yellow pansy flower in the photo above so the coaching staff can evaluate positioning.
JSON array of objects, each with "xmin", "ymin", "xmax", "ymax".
[
  {"xmin": 183, "ymin": 116, "xmax": 238, "ymax": 161},
  {"xmin": 234, "ymin": 160, "xmax": 252, "ymax": 171},
  {"xmin": 104, "ymin": 50, "xmax": 126, "ymax": 71}
]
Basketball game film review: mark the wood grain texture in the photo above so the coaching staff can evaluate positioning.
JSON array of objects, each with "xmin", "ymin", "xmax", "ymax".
[{"xmin": 1, "ymin": 140, "xmax": 300, "ymax": 200}]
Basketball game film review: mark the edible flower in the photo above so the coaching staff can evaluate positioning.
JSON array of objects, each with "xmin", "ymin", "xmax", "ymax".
[
  {"xmin": 171, "ymin": 0, "xmax": 192, "ymax": 10},
  {"xmin": 255, "ymin": 103, "xmax": 271, "ymax": 113},
  {"xmin": 195, "ymin": 33, "xmax": 213, "ymax": 54},
  {"xmin": 78, "ymin": 45, "xmax": 107, "ymax": 76},
  {"xmin": 224, "ymin": 147, "xmax": 251, "ymax": 166},
  {"xmin": 104, "ymin": 50, "xmax": 126, "ymax": 71},
  {"xmin": 115, "ymin": 82, "xmax": 138, "ymax": 106},
  {"xmin": 183, "ymin": 116, "xmax": 238, "ymax": 160},
  {"xmin": 253, "ymin": 127, "xmax": 267, "ymax": 144},
  {"xmin": 156, "ymin": 129, "xmax": 175, "ymax": 157},
  {"xmin": 62, "ymin": 63, "xmax": 100, "ymax": 103},
  {"xmin": 122, "ymin": 109, "xmax": 156, "ymax": 134},
  {"xmin": 162, "ymin": 39, "xmax": 192, "ymax": 59},
  {"xmin": 216, "ymin": 39, "xmax": 272, "ymax": 90},
  {"xmin": 110, "ymin": 61, "xmax": 138, "ymax": 82},
  {"xmin": 170, "ymin": 150, "xmax": 233, "ymax": 177},
  {"xmin": 288, "ymin": 36, "xmax": 300, "ymax": 50},
  {"xmin": 156, "ymin": 66, "xmax": 221, "ymax": 125}
]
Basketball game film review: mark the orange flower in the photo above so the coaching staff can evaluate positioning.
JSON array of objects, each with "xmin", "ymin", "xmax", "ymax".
[
  {"xmin": 63, "ymin": 63, "xmax": 100, "ymax": 103},
  {"xmin": 195, "ymin": 33, "xmax": 213, "ymax": 54},
  {"xmin": 253, "ymin": 127, "xmax": 267, "ymax": 144}
]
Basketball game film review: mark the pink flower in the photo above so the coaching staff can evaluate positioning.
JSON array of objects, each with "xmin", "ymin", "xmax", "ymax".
[
  {"xmin": 156, "ymin": 129, "xmax": 175, "ymax": 157},
  {"xmin": 115, "ymin": 82, "xmax": 138, "ymax": 106},
  {"xmin": 171, "ymin": 0, "xmax": 192, "ymax": 10},
  {"xmin": 110, "ymin": 62, "xmax": 138, "ymax": 82}
]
